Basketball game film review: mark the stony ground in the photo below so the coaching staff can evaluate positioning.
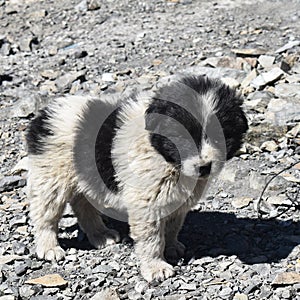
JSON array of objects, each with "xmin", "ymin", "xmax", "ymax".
[{"xmin": 0, "ymin": 0, "xmax": 300, "ymax": 299}]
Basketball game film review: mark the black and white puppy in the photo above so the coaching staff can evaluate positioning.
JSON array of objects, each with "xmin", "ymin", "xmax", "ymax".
[{"xmin": 26, "ymin": 75, "xmax": 248, "ymax": 282}]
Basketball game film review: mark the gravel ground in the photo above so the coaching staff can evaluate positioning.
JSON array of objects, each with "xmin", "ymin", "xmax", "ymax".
[{"xmin": 0, "ymin": 0, "xmax": 300, "ymax": 299}]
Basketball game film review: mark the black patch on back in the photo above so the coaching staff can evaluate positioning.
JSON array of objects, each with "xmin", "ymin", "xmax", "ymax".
[
  {"xmin": 95, "ymin": 107, "xmax": 120, "ymax": 193},
  {"xmin": 26, "ymin": 108, "xmax": 54, "ymax": 155}
]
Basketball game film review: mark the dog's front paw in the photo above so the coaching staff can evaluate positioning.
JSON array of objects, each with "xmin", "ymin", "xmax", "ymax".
[
  {"xmin": 165, "ymin": 240, "xmax": 186, "ymax": 261},
  {"xmin": 87, "ymin": 229, "xmax": 120, "ymax": 249},
  {"xmin": 141, "ymin": 260, "xmax": 175, "ymax": 282},
  {"xmin": 36, "ymin": 245, "xmax": 65, "ymax": 261}
]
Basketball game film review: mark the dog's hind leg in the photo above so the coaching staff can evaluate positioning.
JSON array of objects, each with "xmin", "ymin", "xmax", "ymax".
[
  {"xmin": 28, "ymin": 170, "xmax": 69, "ymax": 261},
  {"xmin": 70, "ymin": 194, "xmax": 120, "ymax": 249}
]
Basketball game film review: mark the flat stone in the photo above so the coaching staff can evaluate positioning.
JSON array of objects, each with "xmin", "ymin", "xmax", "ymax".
[
  {"xmin": 267, "ymin": 195, "xmax": 291, "ymax": 206},
  {"xmin": 0, "ymin": 296, "xmax": 15, "ymax": 300},
  {"xmin": 25, "ymin": 274, "xmax": 68, "ymax": 287},
  {"xmin": 251, "ymin": 67, "xmax": 284, "ymax": 89},
  {"xmin": 274, "ymin": 83, "xmax": 300, "ymax": 98},
  {"xmin": 40, "ymin": 70, "xmax": 59, "ymax": 80},
  {"xmin": 233, "ymin": 293, "xmax": 248, "ymax": 300},
  {"xmin": 265, "ymin": 98, "xmax": 300, "ymax": 126},
  {"xmin": 280, "ymin": 173, "xmax": 300, "ymax": 183},
  {"xmin": 55, "ymin": 70, "xmax": 86, "ymax": 91},
  {"xmin": 11, "ymin": 94, "xmax": 41, "ymax": 118},
  {"xmin": 258, "ymin": 55, "xmax": 275, "ymax": 69},
  {"xmin": 19, "ymin": 35, "xmax": 38, "ymax": 52},
  {"xmin": 260, "ymin": 140, "xmax": 278, "ymax": 152},
  {"xmin": 286, "ymin": 73, "xmax": 300, "ymax": 83},
  {"xmin": 0, "ymin": 255, "xmax": 22, "ymax": 265},
  {"xmin": 87, "ymin": 0, "xmax": 101, "ymax": 10},
  {"xmin": 101, "ymin": 73, "xmax": 116, "ymax": 82},
  {"xmin": 231, "ymin": 48, "xmax": 266, "ymax": 57},
  {"xmin": 90, "ymin": 288, "xmax": 120, "ymax": 300},
  {"xmin": 11, "ymin": 157, "xmax": 29, "ymax": 174},
  {"xmin": 221, "ymin": 77, "xmax": 240, "ymax": 88},
  {"xmin": 0, "ymin": 175, "xmax": 25, "ymax": 192},
  {"xmin": 275, "ymin": 40, "xmax": 300, "ymax": 54},
  {"xmin": 179, "ymin": 282, "xmax": 197, "ymax": 290},
  {"xmin": 241, "ymin": 69, "xmax": 257, "ymax": 88},
  {"xmin": 232, "ymin": 197, "xmax": 253, "ymax": 208},
  {"xmin": 272, "ymin": 272, "xmax": 300, "ymax": 285},
  {"xmin": 15, "ymin": 261, "xmax": 28, "ymax": 276}
]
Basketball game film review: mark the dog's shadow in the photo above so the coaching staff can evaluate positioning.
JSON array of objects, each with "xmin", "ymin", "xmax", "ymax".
[
  {"xmin": 60, "ymin": 211, "xmax": 300, "ymax": 265},
  {"xmin": 180, "ymin": 211, "xmax": 300, "ymax": 264}
]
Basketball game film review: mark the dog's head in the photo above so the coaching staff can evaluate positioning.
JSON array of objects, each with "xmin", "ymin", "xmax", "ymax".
[{"xmin": 145, "ymin": 75, "xmax": 248, "ymax": 179}]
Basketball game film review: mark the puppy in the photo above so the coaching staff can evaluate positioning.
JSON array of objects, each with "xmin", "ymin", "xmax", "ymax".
[{"xmin": 26, "ymin": 75, "xmax": 248, "ymax": 282}]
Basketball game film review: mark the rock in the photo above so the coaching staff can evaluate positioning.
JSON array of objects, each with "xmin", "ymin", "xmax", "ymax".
[
  {"xmin": 249, "ymin": 171, "xmax": 266, "ymax": 190},
  {"xmin": 11, "ymin": 157, "xmax": 29, "ymax": 174},
  {"xmin": 101, "ymin": 73, "xmax": 116, "ymax": 82},
  {"xmin": 218, "ymin": 166, "xmax": 237, "ymax": 183},
  {"xmin": 274, "ymin": 83, "xmax": 300, "ymax": 98},
  {"xmin": 92, "ymin": 264, "xmax": 113, "ymax": 274},
  {"xmin": 232, "ymin": 197, "xmax": 253, "ymax": 208},
  {"xmin": 0, "ymin": 175, "xmax": 25, "ymax": 192},
  {"xmin": 40, "ymin": 70, "xmax": 59, "ymax": 80},
  {"xmin": 0, "ymin": 43, "xmax": 12, "ymax": 56},
  {"xmin": 241, "ymin": 69, "xmax": 257, "ymax": 88},
  {"xmin": 286, "ymin": 73, "xmax": 300, "ymax": 83},
  {"xmin": 275, "ymin": 40, "xmax": 300, "ymax": 54},
  {"xmin": 40, "ymin": 81, "xmax": 58, "ymax": 94},
  {"xmin": 265, "ymin": 98, "xmax": 300, "ymax": 126},
  {"xmin": 87, "ymin": 0, "xmax": 101, "ymax": 10},
  {"xmin": 12, "ymin": 241, "xmax": 28, "ymax": 255},
  {"xmin": 9, "ymin": 215, "xmax": 27, "ymax": 227},
  {"xmin": 75, "ymin": 0, "xmax": 87, "ymax": 11},
  {"xmin": 260, "ymin": 140, "xmax": 278, "ymax": 152},
  {"xmin": 19, "ymin": 35, "xmax": 38, "ymax": 52},
  {"xmin": 134, "ymin": 281, "xmax": 148, "ymax": 294},
  {"xmin": 280, "ymin": 173, "xmax": 300, "ymax": 183},
  {"xmin": 0, "ymin": 255, "xmax": 22, "ymax": 265},
  {"xmin": 10, "ymin": 95, "xmax": 38, "ymax": 118},
  {"xmin": 90, "ymin": 289, "xmax": 120, "ymax": 300},
  {"xmin": 272, "ymin": 272, "xmax": 300, "ymax": 286},
  {"xmin": 251, "ymin": 67, "xmax": 284, "ymax": 89},
  {"xmin": 179, "ymin": 282, "xmax": 197, "ymax": 290},
  {"xmin": 55, "ymin": 70, "xmax": 86, "ymax": 91},
  {"xmin": 25, "ymin": 274, "xmax": 68, "ymax": 287},
  {"xmin": 233, "ymin": 293, "xmax": 248, "ymax": 300},
  {"xmin": 14, "ymin": 261, "xmax": 28, "ymax": 276},
  {"xmin": 219, "ymin": 287, "xmax": 233, "ymax": 299},
  {"xmin": 231, "ymin": 48, "xmax": 266, "ymax": 57},
  {"xmin": 0, "ymin": 296, "xmax": 15, "ymax": 300},
  {"xmin": 221, "ymin": 77, "xmax": 240, "ymax": 88},
  {"xmin": 258, "ymin": 55, "xmax": 275, "ymax": 69},
  {"xmin": 19, "ymin": 285, "xmax": 36, "ymax": 299},
  {"xmin": 267, "ymin": 195, "xmax": 291, "ymax": 206}
]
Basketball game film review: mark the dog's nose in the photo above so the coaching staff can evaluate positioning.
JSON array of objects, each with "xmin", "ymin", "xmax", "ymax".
[{"xmin": 198, "ymin": 162, "xmax": 212, "ymax": 177}]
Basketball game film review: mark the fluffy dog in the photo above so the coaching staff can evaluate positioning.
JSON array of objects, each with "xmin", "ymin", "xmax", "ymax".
[{"xmin": 26, "ymin": 75, "xmax": 248, "ymax": 282}]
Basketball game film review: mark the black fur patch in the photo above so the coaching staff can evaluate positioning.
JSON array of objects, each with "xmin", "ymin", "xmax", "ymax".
[
  {"xmin": 26, "ymin": 108, "xmax": 54, "ymax": 155},
  {"xmin": 213, "ymin": 83, "xmax": 248, "ymax": 159},
  {"xmin": 95, "ymin": 108, "xmax": 120, "ymax": 193}
]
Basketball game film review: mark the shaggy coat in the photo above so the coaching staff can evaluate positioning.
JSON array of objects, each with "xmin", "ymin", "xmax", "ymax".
[{"xmin": 26, "ymin": 75, "xmax": 248, "ymax": 282}]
